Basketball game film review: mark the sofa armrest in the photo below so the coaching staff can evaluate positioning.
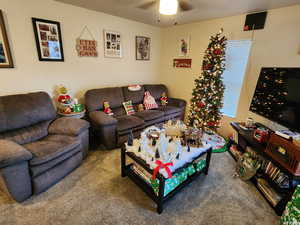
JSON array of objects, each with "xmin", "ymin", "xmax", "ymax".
[
  {"xmin": 89, "ymin": 111, "xmax": 118, "ymax": 127},
  {"xmin": 168, "ymin": 98, "xmax": 187, "ymax": 108},
  {"xmin": 0, "ymin": 140, "xmax": 32, "ymax": 168},
  {"xmin": 49, "ymin": 117, "xmax": 90, "ymax": 136}
]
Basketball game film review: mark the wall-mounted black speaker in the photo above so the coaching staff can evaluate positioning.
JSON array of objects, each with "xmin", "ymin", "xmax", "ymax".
[{"xmin": 244, "ymin": 11, "xmax": 267, "ymax": 31}]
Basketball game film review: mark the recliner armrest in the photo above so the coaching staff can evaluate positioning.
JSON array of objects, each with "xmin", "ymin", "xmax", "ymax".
[
  {"xmin": 168, "ymin": 98, "xmax": 187, "ymax": 108},
  {"xmin": 48, "ymin": 117, "xmax": 90, "ymax": 136},
  {"xmin": 89, "ymin": 111, "xmax": 117, "ymax": 127},
  {"xmin": 0, "ymin": 140, "xmax": 32, "ymax": 168}
]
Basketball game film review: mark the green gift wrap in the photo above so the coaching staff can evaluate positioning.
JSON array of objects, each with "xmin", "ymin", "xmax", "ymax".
[
  {"xmin": 186, "ymin": 165, "xmax": 196, "ymax": 176},
  {"xmin": 194, "ymin": 159, "xmax": 206, "ymax": 172},
  {"xmin": 280, "ymin": 185, "xmax": 300, "ymax": 225}
]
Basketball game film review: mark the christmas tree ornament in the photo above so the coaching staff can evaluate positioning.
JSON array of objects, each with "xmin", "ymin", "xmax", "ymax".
[{"xmin": 187, "ymin": 29, "xmax": 227, "ymax": 132}]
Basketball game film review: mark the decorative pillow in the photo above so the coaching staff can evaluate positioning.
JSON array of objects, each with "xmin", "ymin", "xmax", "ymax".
[
  {"xmin": 123, "ymin": 100, "xmax": 135, "ymax": 115},
  {"xmin": 144, "ymin": 91, "xmax": 158, "ymax": 110},
  {"xmin": 128, "ymin": 85, "xmax": 142, "ymax": 91}
]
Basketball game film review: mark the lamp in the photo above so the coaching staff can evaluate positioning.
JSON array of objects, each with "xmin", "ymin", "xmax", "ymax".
[{"xmin": 159, "ymin": 0, "xmax": 178, "ymax": 15}]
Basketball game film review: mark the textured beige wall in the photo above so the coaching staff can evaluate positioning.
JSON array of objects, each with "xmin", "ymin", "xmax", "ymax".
[
  {"xmin": 0, "ymin": 0, "xmax": 162, "ymax": 101},
  {"xmin": 159, "ymin": 5, "xmax": 300, "ymax": 137}
]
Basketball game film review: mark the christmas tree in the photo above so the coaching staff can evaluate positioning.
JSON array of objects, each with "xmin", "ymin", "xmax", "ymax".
[{"xmin": 188, "ymin": 29, "xmax": 227, "ymax": 132}]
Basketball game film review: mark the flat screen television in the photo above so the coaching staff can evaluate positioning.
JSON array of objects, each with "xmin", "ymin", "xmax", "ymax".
[{"xmin": 249, "ymin": 67, "xmax": 300, "ymax": 132}]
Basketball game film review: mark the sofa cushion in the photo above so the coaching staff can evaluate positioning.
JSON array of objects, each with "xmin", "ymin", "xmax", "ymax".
[
  {"xmin": 156, "ymin": 106, "xmax": 182, "ymax": 116},
  {"xmin": 0, "ymin": 92, "xmax": 56, "ymax": 133},
  {"xmin": 85, "ymin": 87, "xmax": 124, "ymax": 112},
  {"xmin": 0, "ymin": 120, "xmax": 51, "ymax": 145},
  {"xmin": 30, "ymin": 145, "xmax": 81, "ymax": 177},
  {"xmin": 0, "ymin": 140, "xmax": 32, "ymax": 169},
  {"xmin": 134, "ymin": 110, "xmax": 164, "ymax": 122},
  {"xmin": 122, "ymin": 86, "xmax": 145, "ymax": 104},
  {"xmin": 24, "ymin": 135, "xmax": 81, "ymax": 166},
  {"xmin": 112, "ymin": 107, "xmax": 126, "ymax": 117},
  {"xmin": 144, "ymin": 84, "xmax": 168, "ymax": 100},
  {"xmin": 116, "ymin": 115, "xmax": 144, "ymax": 133},
  {"xmin": 48, "ymin": 117, "xmax": 90, "ymax": 136}
]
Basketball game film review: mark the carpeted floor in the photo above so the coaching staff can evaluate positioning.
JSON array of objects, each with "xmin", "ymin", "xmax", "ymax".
[{"xmin": 0, "ymin": 150, "xmax": 279, "ymax": 225}]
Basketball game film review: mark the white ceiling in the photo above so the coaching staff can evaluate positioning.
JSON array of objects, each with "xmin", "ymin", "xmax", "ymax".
[{"xmin": 55, "ymin": 0, "xmax": 300, "ymax": 27}]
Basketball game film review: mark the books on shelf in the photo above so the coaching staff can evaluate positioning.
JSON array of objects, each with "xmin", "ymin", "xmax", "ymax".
[
  {"xmin": 257, "ymin": 178, "xmax": 282, "ymax": 206},
  {"xmin": 260, "ymin": 160, "xmax": 289, "ymax": 188},
  {"xmin": 131, "ymin": 163, "xmax": 152, "ymax": 185}
]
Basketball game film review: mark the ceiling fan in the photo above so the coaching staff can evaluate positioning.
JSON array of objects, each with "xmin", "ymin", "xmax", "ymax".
[{"xmin": 137, "ymin": 0, "xmax": 194, "ymax": 15}]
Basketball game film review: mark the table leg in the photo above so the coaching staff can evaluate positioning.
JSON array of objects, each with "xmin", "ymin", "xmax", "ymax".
[
  {"xmin": 157, "ymin": 175, "xmax": 165, "ymax": 214},
  {"xmin": 121, "ymin": 146, "xmax": 126, "ymax": 178},
  {"xmin": 204, "ymin": 148, "xmax": 212, "ymax": 175}
]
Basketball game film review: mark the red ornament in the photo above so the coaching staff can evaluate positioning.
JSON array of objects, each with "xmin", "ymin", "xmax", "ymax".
[
  {"xmin": 207, "ymin": 121, "xmax": 216, "ymax": 127},
  {"xmin": 213, "ymin": 49, "xmax": 222, "ymax": 55},
  {"xmin": 197, "ymin": 102, "xmax": 205, "ymax": 108},
  {"xmin": 203, "ymin": 64, "xmax": 213, "ymax": 70}
]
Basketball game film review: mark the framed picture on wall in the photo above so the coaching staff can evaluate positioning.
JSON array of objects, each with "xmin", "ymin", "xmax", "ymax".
[
  {"xmin": 178, "ymin": 36, "xmax": 190, "ymax": 57},
  {"xmin": 32, "ymin": 18, "xmax": 64, "ymax": 61},
  {"xmin": 0, "ymin": 10, "xmax": 13, "ymax": 68},
  {"xmin": 103, "ymin": 30, "xmax": 122, "ymax": 58},
  {"xmin": 136, "ymin": 36, "xmax": 150, "ymax": 60}
]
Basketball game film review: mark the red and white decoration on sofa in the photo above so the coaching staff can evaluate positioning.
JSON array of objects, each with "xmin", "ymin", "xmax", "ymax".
[{"xmin": 144, "ymin": 91, "xmax": 158, "ymax": 110}]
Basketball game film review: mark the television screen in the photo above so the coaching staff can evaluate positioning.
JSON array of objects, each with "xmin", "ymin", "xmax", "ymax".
[{"xmin": 249, "ymin": 67, "xmax": 300, "ymax": 131}]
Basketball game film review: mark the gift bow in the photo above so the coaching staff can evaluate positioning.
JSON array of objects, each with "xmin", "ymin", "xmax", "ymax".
[{"xmin": 152, "ymin": 160, "xmax": 173, "ymax": 180}]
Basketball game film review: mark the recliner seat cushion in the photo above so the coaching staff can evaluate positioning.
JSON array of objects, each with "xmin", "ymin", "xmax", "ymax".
[
  {"xmin": 30, "ymin": 146, "xmax": 81, "ymax": 177},
  {"xmin": 156, "ymin": 106, "xmax": 182, "ymax": 116},
  {"xmin": 0, "ymin": 92, "xmax": 56, "ymax": 133},
  {"xmin": 134, "ymin": 110, "xmax": 164, "ymax": 122},
  {"xmin": 0, "ymin": 120, "xmax": 51, "ymax": 145},
  {"xmin": 85, "ymin": 87, "xmax": 124, "ymax": 112},
  {"xmin": 122, "ymin": 86, "xmax": 145, "ymax": 104},
  {"xmin": 24, "ymin": 135, "xmax": 81, "ymax": 166},
  {"xmin": 116, "ymin": 116, "xmax": 144, "ymax": 133}
]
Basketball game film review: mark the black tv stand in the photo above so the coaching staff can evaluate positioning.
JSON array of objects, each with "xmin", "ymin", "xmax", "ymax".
[{"xmin": 228, "ymin": 122, "xmax": 300, "ymax": 216}]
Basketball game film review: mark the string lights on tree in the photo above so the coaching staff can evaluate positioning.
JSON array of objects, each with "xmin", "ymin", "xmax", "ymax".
[{"xmin": 188, "ymin": 29, "xmax": 227, "ymax": 132}]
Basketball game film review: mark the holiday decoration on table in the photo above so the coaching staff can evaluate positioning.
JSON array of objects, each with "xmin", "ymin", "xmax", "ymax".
[
  {"xmin": 56, "ymin": 85, "xmax": 85, "ymax": 117},
  {"xmin": 143, "ymin": 91, "xmax": 158, "ymax": 110},
  {"xmin": 160, "ymin": 92, "xmax": 168, "ymax": 106},
  {"xmin": 187, "ymin": 29, "xmax": 227, "ymax": 132},
  {"xmin": 125, "ymin": 124, "xmax": 211, "ymax": 178},
  {"xmin": 103, "ymin": 101, "xmax": 114, "ymax": 116}
]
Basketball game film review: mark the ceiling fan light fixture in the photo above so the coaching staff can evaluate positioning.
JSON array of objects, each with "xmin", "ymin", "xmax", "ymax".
[{"xmin": 159, "ymin": 0, "xmax": 178, "ymax": 15}]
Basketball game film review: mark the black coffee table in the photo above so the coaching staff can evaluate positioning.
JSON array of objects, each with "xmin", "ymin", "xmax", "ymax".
[{"xmin": 121, "ymin": 144, "xmax": 212, "ymax": 214}]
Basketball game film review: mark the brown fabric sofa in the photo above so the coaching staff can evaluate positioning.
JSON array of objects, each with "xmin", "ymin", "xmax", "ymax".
[
  {"xmin": 0, "ymin": 92, "xmax": 90, "ymax": 202},
  {"xmin": 85, "ymin": 84, "xmax": 186, "ymax": 149}
]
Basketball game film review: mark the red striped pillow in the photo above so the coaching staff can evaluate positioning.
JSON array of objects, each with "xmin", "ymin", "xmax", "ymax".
[
  {"xmin": 123, "ymin": 100, "xmax": 135, "ymax": 115},
  {"xmin": 143, "ymin": 91, "xmax": 158, "ymax": 110}
]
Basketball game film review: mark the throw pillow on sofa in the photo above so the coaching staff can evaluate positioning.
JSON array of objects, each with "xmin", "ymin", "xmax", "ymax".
[
  {"xmin": 144, "ymin": 91, "xmax": 158, "ymax": 110},
  {"xmin": 123, "ymin": 100, "xmax": 135, "ymax": 115}
]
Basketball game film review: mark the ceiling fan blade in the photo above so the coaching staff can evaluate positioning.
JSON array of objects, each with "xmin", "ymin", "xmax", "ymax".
[
  {"xmin": 137, "ymin": 1, "xmax": 157, "ymax": 10},
  {"xmin": 178, "ymin": 0, "xmax": 194, "ymax": 11}
]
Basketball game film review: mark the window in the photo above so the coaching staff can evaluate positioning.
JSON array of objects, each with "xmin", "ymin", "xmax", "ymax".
[{"xmin": 221, "ymin": 40, "xmax": 252, "ymax": 117}]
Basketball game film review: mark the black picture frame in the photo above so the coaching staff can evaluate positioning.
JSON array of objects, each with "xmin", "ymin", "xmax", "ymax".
[
  {"xmin": 32, "ymin": 18, "xmax": 64, "ymax": 61},
  {"xmin": 0, "ymin": 10, "xmax": 14, "ymax": 68},
  {"xmin": 136, "ymin": 36, "xmax": 150, "ymax": 61}
]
